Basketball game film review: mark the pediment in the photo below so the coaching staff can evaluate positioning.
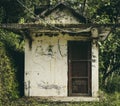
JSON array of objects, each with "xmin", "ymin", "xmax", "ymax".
[{"xmin": 37, "ymin": 3, "xmax": 87, "ymax": 24}]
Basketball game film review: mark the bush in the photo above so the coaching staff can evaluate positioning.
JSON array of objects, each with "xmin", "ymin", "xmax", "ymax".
[
  {"xmin": 105, "ymin": 74, "xmax": 120, "ymax": 93},
  {"xmin": 0, "ymin": 30, "xmax": 24, "ymax": 104},
  {"xmin": 0, "ymin": 43, "xmax": 19, "ymax": 103}
]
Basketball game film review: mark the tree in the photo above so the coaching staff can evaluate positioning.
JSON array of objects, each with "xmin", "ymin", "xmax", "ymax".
[{"xmin": 99, "ymin": 29, "xmax": 120, "ymax": 91}]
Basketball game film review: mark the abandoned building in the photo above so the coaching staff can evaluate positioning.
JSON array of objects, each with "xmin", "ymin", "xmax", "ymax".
[
  {"xmin": 24, "ymin": 3, "xmax": 100, "ymax": 101},
  {"xmin": 1, "ymin": 2, "xmax": 118, "ymax": 101}
]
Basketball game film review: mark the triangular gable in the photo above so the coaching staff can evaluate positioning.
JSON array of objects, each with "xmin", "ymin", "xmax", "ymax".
[{"xmin": 38, "ymin": 2, "xmax": 87, "ymax": 24}]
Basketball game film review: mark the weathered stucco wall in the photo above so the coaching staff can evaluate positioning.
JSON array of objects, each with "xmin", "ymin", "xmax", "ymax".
[
  {"xmin": 44, "ymin": 8, "xmax": 80, "ymax": 24},
  {"xmin": 25, "ymin": 33, "xmax": 98, "ymax": 98}
]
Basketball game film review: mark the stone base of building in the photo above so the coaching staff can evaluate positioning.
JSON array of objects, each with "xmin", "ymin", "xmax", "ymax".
[{"xmin": 27, "ymin": 96, "xmax": 99, "ymax": 102}]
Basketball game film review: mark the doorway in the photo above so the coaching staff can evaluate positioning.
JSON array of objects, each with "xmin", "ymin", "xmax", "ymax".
[{"xmin": 68, "ymin": 41, "xmax": 91, "ymax": 96}]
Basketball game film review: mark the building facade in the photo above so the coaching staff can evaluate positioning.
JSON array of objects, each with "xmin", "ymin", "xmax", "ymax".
[{"xmin": 24, "ymin": 3, "xmax": 99, "ymax": 101}]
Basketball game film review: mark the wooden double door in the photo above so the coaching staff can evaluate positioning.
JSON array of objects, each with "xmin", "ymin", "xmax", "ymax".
[{"xmin": 68, "ymin": 41, "xmax": 91, "ymax": 96}]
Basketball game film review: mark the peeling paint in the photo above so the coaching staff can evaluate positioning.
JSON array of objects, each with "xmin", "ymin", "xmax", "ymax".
[
  {"xmin": 38, "ymin": 83, "xmax": 61, "ymax": 90},
  {"xmin": 25, "ymin": 34, "xmax": 98, "ymax": 97}
]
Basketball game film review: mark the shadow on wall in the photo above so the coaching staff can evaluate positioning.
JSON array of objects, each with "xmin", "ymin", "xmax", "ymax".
[{"xmin": 15, "ymin": 51, "xmax": 24, "ymax": 97}]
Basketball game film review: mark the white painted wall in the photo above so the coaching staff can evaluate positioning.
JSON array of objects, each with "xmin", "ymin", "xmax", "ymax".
[
  {"xmin": 91, "ymin": 40, "xmax": 99, "ymax": 97},
  {"xmin": 25, "ymin": 33, "xmax": 99, "ymax": 97}
]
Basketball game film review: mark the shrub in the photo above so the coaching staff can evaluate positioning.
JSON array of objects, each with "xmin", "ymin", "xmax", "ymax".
[{"xmin": 105, "ymin": 74, "xmax": 120, "ymax": 93}]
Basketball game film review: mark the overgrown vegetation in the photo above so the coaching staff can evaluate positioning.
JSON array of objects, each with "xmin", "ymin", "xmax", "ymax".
[
  {"xmin": 0, "ymin": 29, "xmax": 24, "ymax": 104},
  {"xmin": 0, "ymin": 38, "xmax": 19, "ymax": 102},
  {"xmin": 99, "ymin": 29, "xmax": 120, "ymax": 93},
  {"xmin": 0, "ymin": 0, "xmax": 120, "ymax": 105},
  {"xmin": 0, "ymin": 92, "xmax": 120, "ymax": 106}
]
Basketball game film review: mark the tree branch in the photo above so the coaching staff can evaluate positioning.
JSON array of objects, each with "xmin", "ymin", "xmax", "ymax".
[{"xmin": 82, "ymin": 0, "xmax": 87, "ymax": 16}]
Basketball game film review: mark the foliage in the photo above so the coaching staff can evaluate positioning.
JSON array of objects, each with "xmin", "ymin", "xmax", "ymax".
[
  {"xmin": 0, "ymin": 30, "xmax": 18, "ymax": 103},
  {"xmin": 0, "ymin": 29, "xmax": 24, "ymax": 104},
  {"xmin": 95, "ymin": 0, "xmax": 120, "ymax": 23},
  {"xmin": 0, "ymin": 0, "xmax": 24, "ymax": 23},
  {"xmin": 105, "ymin": 74, "xmax": 120, "ymax": 93},
  {"xmin": 99, "ymin": 29, "xmax": 120, "ymax": 90},
  {"xmin": 0, "ymin": 0, "xmax": 119, "ymax": 23}
]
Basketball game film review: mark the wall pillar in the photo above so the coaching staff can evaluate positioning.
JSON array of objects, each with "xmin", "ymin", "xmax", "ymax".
[{"xmin": 92, "ymin": 40, "xmax": 99, "ymax": 97}]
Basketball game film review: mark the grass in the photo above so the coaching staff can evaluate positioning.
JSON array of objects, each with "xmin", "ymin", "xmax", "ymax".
[{"xmin": 1, "ymin": 92, "xmax": 120, "ymax": 106}]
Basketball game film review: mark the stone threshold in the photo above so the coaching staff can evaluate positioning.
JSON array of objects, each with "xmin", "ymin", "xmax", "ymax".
[{"xmin": 32, "ymin": 96, "xmax": 99, "ymax": 102}]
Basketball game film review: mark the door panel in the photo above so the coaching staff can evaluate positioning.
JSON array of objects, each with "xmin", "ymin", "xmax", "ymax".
[
  {"xmin": 68, "ymin": 41, "xmax": 91, "ymax": 96},
  {"xmin": 72, "ymin": 61, "xmax": 88, "ymax": 77},
  {"xmin": 72, "ymin": 78, "xmax": 88, "ymax": 93}
]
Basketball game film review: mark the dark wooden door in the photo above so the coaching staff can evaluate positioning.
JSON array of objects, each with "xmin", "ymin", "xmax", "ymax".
[{"xmin": 68, "ymin": 41, "xmax": 91, "ymax": 96}]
